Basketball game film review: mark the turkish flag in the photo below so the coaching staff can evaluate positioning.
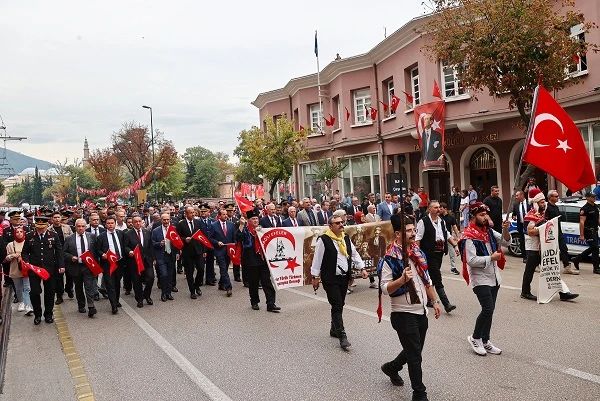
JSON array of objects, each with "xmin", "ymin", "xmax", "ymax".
[
  {"xmin": 433, "ymin": 79, "xmax": 442, "ymax": 98},
  {"xmin": 81, "ymin": 250, "xmax": 103, "ymax": 276},
  {"xmin": 391, "ymin": 94, "xmax": 400, "ymax": 112},
  {"xmin": 370, "ymin": 107, "xmax": 378, "ymax": 120},
  {"xmin": 22, "ymin": 261, "xmax": 50, "ymax": 280},
  {"xmin": 379, "ymin": 101, "xmax": 389, "ymax": 113},
  {"xmin": 299, "ymin": 125, "xmax": 305, "ymax": 131},
  {"xmin": 226, "ymin": 243, "xmax": 242, "ymax": 265},
  {"xmin": 345, "ymin": 107, "xmax": 350, "ymax": 121},
  {"xmin": 133, "ymin": 245, "xmax": 145, "ymax": 275},
  {"xmin": 192, "ymin": 229, "xmax": 214, "ymax": 249},
  {"xmin": 402, "ymin": 91, "xmax": 414, "ymax": 104},
  {"xmin": 255, "ymin": 185, "xmax": 265, "ymax": 198},
  {"xmin": 106, "ymin": 249, "xmax": 119, "ymax": 275},
  {"xmin": 165, "ymin": 225, "xmax": 184, "ymax": 250},
  {"xmin": 522, "ymin": 85, "xmax": 595, "ymax": 192},
  {"xmin": 235, "ymin": 194, "xmax": 254, "ymax": 213}
]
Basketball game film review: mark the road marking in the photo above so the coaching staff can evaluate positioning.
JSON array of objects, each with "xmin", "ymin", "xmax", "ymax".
[
  {"xmin": 53, "ymin": 305, "xmax": 96, "ymax": 401},
  {"xmin": 120, "ymin": 301, "xmax": 233, "ymax": 401},
  {"xmin": 443, "ymin": 275, "xmax": 521, "ymax": 290},
  {"xmin": 535, "ymin": 360, "xmax": 600, "ymax": 385}
]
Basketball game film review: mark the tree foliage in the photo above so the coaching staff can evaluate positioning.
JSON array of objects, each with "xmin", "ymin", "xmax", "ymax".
[
  {"xmin": 234, "ymin": 161, "xmax": 262, "ymax": 185},
  {"xmin": 87, "ymin": 148, "xmax": 125, "ymax": 192},
  {"xmin": 157, "ymin": 158, "xmax": 185, "ymax": 201},
  {"xmin": 182, "ymin": 146, "xmax": 233, "ymax": 198},
  {"xmin": 7, "ymin": 185, "xmax": 24, "ymax": 205},
  {"xmin": 314, "ymin": 159, "xmax": 347, "ymax": 194},
  {"xmin": 235, "ymin": 114, "xmax": 308, "ymax": 198}
]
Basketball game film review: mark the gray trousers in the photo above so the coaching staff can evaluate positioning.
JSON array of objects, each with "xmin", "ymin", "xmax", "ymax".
[{"xmin": 73, "ymin": 264, "xmax": 98, "ymax": 310}]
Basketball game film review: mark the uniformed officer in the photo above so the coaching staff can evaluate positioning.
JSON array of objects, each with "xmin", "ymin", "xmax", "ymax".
[
  {"xmin": 225, "ymin": 203, "xmax": 243, "ymax": 282},
  {"xmin": 572, "ymin": 192, "xmax": 600, "ymax": 274},
  {"xmin": 21, "ymin": 215, "xmax": 65, "ymax": 325}
]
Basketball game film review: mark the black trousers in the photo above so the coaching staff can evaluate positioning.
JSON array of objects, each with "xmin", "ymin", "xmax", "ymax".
[
  {"xmin": 472, "ymin": 285, "xmax": 499, "ymax": 343},
  {"xmin": 55, "ymin": 271, "xmax": 74, "ymax": 299},
  {"xmin": 522, "ymin": 251, "xmax": 541, "ymax": 295},
  {"xmin": 558, "ymin": 234, "xmax": 570, "ymax": 267},
  {"xmin": 322, "ymin": 275, "xmax": 349, "ymax": 334},
  {"xmin": 247, "ymin": 263, "xmax": 275, "ymax": 306},
  {"xmin": 182, "ymin": 254, "xmax": 203, "ymax": 293},
  {"xmin": 233, "ymin": 264, "xmax": 241, "ymax": 280},
  {"xmin": 73, "ymin": 265, "xmax": 98, "ymax": 310},
  {"xmin": 29, "ymin": 273, "xmax": 57, "ymax": 318},
  {"xmin": 204, "ymin": 249, "xmax": 215, "ymax": 284},
  {"xmin": 123, "ymin": 264, "xmax": 133, "ymax": 292},
  {"xmin": 130, "ymin": 264, "xmax": 155, "ymax": 302},
  {"xmin": 573, "ymin": 231, "xmax": 600, "ymax": 270},
  {"xmin": 517, "ymin": 224, "xmax": 526, "ymax": 260},
  {"xmin": 103, "ymin": 263, "xmax": 125, "ymax": 307},
  {"xmin": 389, "ymin": 312, "xmax": 428, "ymax": 399}
]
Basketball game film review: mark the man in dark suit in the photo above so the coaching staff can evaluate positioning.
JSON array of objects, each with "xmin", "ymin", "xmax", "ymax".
[
  {"xmin": 259, "ymin": 203, "xmax": 281, "ymax": 228},
  {"xmin": 198, "ymin": 204, "xmax": 217, "ymax": 285},
  {"xmin": 210, "ymin": 209, "xmax": 235, "ymax": 296},
  {"xmin": 176, "ymin": 206, "xmax": 205, "ymax": 299},
  {"xmin": 123, "ymin": 215, "xmax": 155, "ymax": 308},
  {"xmin": 512, "ymin": 190, "xmax": 531, "ymax": 263},
  {"xmin": 420, "ymin": 113, "xmax": 443, "ymax": 163},
  {"xmin": 282, "ymin": 206, "xmax": 303, "ymax": 227},
  {"xmin": 297, "ymin": 198, "xmax": 319, "ymax": 226},
  {"xmin": 152, "ymin": 213, "xmax": 179, "ymax": 302},
  {"xmin": 345, "ymin": 197, "xmax": 362, "ymax": 225},
  {"xmin": 95, "ymin": 215, "xmax": 126, "ymax": 315},
  {"xmin": 21, "ymin": 216, "xmax": 65, "ymax": 325},
  {"xmin": 85, "ymin": 213, "xmax": 106, "ymax": 236},
  {"xmin": 317, "ymin": 201, "xmax": 333, "ymax": 225},
  {"xmin": 63, "ymin": 218, "xmax": 98, "ymax": 317}
]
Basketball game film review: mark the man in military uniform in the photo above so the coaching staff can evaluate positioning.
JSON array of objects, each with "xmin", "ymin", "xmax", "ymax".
[
  {"xmin": 21, "ymin": 216, "xmax": 65, "ymax": 325},
  {"xmin": 198, "ymin": 204, "xmax": 216, "ymax": 286},
  {"xmin": 225, "ymin": 203, "xmax": 243, "ymax": 282},
  {"xmin": 572, "ymin": 192, "xmax": 600, "ymax": 274},
  {"xmin": 49, "ymin": 211, "xmax": 73, "ymax": 304}
]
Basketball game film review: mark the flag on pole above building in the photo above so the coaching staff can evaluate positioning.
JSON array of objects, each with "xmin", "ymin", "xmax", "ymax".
[{"xmin": 314, "ymin": 30, "xmax": 318, "ymax": 57}]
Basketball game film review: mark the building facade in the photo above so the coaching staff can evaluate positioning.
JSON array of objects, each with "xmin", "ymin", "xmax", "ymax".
[{"xmin": 253, "ymin": 2, "xmax": 600, "ymax": 206}]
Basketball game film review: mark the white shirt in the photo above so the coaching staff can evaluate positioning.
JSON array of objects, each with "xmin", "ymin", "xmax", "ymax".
[
  {"xmin": 465, "ymin": 229, "xmax": 510, "ymax": 288},
  {"xmin": 76, "ymin": 233, "xmax": 89, "ymax": 263},
  {"xmin": 115, "ymin": 222, "xmax": 128, "ymax": 231},
  {"xmin": 106, "ymin": 230, "xmax": 122, "ymax": 258},
  {"xmin": 310, "ymin": 235, "xmax": 365, "ymax": 276},
  {"xmin": 380, "ymin": 258, "xmax": 430, "ymax": 315},
  {"xmin": 161, "ymin": 225, "xmax": 172, "ymax": 254},
  {"xmin": 415, "ymin": 214, "xmax": 445, "ymax": 242}
]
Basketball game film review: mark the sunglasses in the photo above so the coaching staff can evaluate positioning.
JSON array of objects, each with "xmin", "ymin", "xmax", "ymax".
[{"xmin": 331, "ymin": 221, "xmax": 344, "ymax": 225}]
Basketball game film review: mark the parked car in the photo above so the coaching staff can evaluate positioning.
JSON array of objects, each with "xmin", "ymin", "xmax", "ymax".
[{"xmin": 505, "ymin": 197, "xmax": 598, "ymax": 258}]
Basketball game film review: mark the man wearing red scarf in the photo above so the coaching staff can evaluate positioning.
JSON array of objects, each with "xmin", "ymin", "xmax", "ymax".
[{"xmin": 459, "ymin": 202, "xmax": 510, "ymax": 356}]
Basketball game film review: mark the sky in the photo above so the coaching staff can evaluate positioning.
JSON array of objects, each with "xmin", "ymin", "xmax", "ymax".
[{"xmin": 0, "ymin": 0, "xmax": 427, "ymax": 167}]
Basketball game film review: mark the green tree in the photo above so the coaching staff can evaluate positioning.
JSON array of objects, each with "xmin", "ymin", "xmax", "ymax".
[
  {"xmin": 182, "ymin": 146, "xmax": 233, "ymax": 197},
  {"xmin": 21, "ymin": 177, "xmax": 32, "ymax": 204},
  {"xmin": 234, "ymin": 161, "xmax": 262, "ymax": 185},
  {"xmin": 0, "ymin": 182, "xmax": 5, "ymax": 197},
  {"xmin": 6, "ymin": 185, "xmax": 24, "ymax": 205},
  {"xmin": 235, "ymin": 114, "xmax": 307, "ymax": 199},
  {"xmin": 32, "ymin": 167, "xmax": 43, "ymax": 205},
  {"xmin": 314, "ymin": 159, "xmax": 347, "ymax": 196},
  {"xmin": 424, "ymin": 0, "xmax": 598, "ymax": 192}
]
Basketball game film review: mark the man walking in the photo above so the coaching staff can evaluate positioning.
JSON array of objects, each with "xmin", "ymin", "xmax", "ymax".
[
  {"xmin": 511, "ymin": 191, "xmax": 530, "ymax": 263},
  {"xmin": 483, "ymin": 185, "xmax": 503, "ymax": 233},
  {"xmin": 123, "ymin": 216, "xmax": 155, "ymax": 308},
  {"xmin": 152, "ymin": 213, "xmax": 179, "ymax": 302},
  {"xmin": 95, "ymin": 215, "xmax": 126, "ymax": 315},
  {"xmin": 176, "ymin": 206, "xmax": 205, "ymax": 299},
  {"xmin": 439, "ymin": 202, "xmax": 460, "ymax": 275},
  {"xmin": 210, "ymin": 209, "xmax": 235, "ymax": 297},
  {"xmin": 572, "ymin": 191, "xmax": 600, "ymax": 274},
  {"xmin": 545, "ymin": 190, "xmax": 577, "ymax": 275}
]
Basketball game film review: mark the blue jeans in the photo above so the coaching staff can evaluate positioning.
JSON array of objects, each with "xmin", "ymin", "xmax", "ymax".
[
  {"xmin": 13, "ymin": 277, "xmax": 31, "ymax": 305},
  {"xmin": 216, "ymin": 255, "xmax": 232, "ymax": 290}
]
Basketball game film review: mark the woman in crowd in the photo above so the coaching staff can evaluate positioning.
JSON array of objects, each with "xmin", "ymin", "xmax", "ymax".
[{"xmin": 6, "ymin": 226, "xmax": 33, "ymax": 315}]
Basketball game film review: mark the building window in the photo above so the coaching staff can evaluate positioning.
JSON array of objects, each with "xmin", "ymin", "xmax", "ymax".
[
  {"xmin": 333, "ymin": 95, "xmax": 341, "ymax": 130},
  {"xmin": 309, "ymin": 103, "xmax": 321, "ymax": 132},
  {"xmin": 353, "ymin": 88, "xmax": 371, "ymax": 124},
  {"xmin": 383, "ymin": 78, "xmax": 395, "ymax": 116},
  {"xmin": 300, "ymin": 162, "xmax": 326, "ymax": 199},
  {"xmin": 339, "ymin": 154, "xmax": 380, "ymax": 201},
  {"xmin": 411, "ymin": 67, "xmax": 420, "ymax": 107},
  {"xmin": 441, "ymin": 60, "xmax": 465, "ymax": 98},
  {"xmin": 568, "ymin": 23, "xmax": 588, "ymax": 75},
  {"xmin": 578, "ymin": 122, "xmax": 600, "ymax": 178}
]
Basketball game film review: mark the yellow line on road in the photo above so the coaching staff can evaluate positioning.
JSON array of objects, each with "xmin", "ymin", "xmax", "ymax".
[{"xmin": 53, "ymin": 305, "xmax": 96, "ymax": 401}]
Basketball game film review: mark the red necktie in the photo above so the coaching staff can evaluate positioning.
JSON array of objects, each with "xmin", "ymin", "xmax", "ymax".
[
  {"xmin": 293, "ymin": 219, "xmax": 297, "ymax": 227},
  {"xmin": 222, "ymin": 222, "xmax": 227, "ymax": 236},
  {"xmin": 137, "ymin": 229, "xmax": 141, "ymax": 241}
]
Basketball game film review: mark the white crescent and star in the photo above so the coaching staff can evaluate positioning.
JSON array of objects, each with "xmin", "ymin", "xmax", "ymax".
[{"xmin": 531, "ymin": 112, "xmax": 571, "ymax": 153}]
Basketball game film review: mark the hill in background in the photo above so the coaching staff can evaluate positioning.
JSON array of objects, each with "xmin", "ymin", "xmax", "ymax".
[{"xmin": 1, "ymin": 148, "xmax": 53, "ymax": 176}]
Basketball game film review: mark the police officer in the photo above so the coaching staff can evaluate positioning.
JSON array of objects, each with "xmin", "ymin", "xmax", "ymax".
[{"xmin": 572, "ymin": 192, "xmax": 600, "ymax": 274}]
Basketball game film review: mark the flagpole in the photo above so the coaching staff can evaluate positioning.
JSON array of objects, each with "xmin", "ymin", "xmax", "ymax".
[{"xmin": 315, "ymin": 30, "xmax": 323, "ymax": 134}]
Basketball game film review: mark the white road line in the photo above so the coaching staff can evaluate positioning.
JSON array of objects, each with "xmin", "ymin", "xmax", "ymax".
[
  {"xmin": 443, "ymin": 275, "xmax": 521, "ymax": 290},
  {"xmin": 120, "ymin": 301, "xmax": 233, "ymax": 401},
  {"xmin": 535, "ymin": 360, "xmax": 600, "ymax": 385}
]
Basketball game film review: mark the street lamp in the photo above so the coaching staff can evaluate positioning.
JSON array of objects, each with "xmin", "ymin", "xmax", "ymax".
[{"xmin": 142, "ymin": 105, "xmax": 157, "ymax": 202}]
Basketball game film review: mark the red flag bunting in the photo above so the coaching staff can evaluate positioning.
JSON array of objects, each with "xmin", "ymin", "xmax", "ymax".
[
  {"xmin": 106, "ymin": 249, "xmax": 119, "ymax": 275},
  {"xmin": 166, "ymin": 225, "xmax": 184, "ymax": 250},
  {"xmin": 226, "ymin": 243, "xmax": 242, "ymax": 265},
  {"xmin": 191, "ymin": 229, "xmax": 214, "ymax": 249},
  {"xmin": 235, "ymin": 194, "xmax": 254, "ymax": 213},
  {"xmin": 522, "ymin": 85, "xmax": 595, "ymax": 192},
  {"xmin": 81, "ymin": 250, "xmax": 103, "ymax": 276},
  {"xmin": 133, "ymin": 245, "xmax": 145, "ymax": 275},
  {"xmin": 402, "ymin": 91, "xmax": 414, "ymax": 104},
  {"xmin": 379, "ymin": 101, "xmax": 389, "ymax": 112},
  {"xmin": 22, "ymin": 261, "xmax": 50, "ymax": 280},
  {"xmin": 432, "ymin": 79, "xmax": 442, "ymax": 99}
]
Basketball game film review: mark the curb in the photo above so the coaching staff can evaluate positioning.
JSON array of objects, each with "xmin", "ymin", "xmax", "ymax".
[{"xmin": 0, "ymin": 286, "xmax": 14, "ymax": 393}]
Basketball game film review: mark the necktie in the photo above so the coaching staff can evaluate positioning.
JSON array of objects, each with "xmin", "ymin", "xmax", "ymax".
[
  {"xmin": 94, "ymin": 228, "xmax": 98, "ymax": 236},
  {"xmin": 137, "ymin": 229, "xmax": 141, "ymax": 241},
  {"xmin": 189, "ymin": 220, "xmax": 194, "ymax": 234},
  {"xmin": 111, "ymin": 232, "xmax": 121, "ymax": 258},
  {"xmin": 271, "ymin": 217, "xmax": 275, "ymax": 227},
  {"xmin": 293, "ymin": 219, "xmax": 297, "ymax": 227},
  {"xmin": 309, "ymin": 211, "xmax": 316, "ymax": 226},
  {"xmin": 222, "ymin": 222, "xmax": 227, "ymax": 236}
]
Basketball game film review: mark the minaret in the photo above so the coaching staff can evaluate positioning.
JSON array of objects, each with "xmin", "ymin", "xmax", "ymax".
[{"xmin": 83, "ymin": 137, "xmax": 89, "ymax": 167}]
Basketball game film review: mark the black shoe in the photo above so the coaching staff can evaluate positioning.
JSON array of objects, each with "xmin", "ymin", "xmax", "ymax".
[
  {"xmin": 116, "ymin": 302, "xmax": 122, "ymax": 308},
  {"xmin": 177, "ymin": 268, "xmax": 183, "ymax": 274},
  {"xmin": 450, "ymin": 268, "xmax": 460, "ymax": 275},
  {"xmin": 167, "ymin": 295, "xmax": 174, "ymax": 300},
  {"xmin": 251, "ymin": 304, "xmax": 260, "ymax": 310},
  {"xmin": 13, "ymin": 295, "xmax": 18, "ymax": 303},
  {"xmin": 572, "ymin": 259, "xmax": 580, "ymax": 270},
  {"xmin": 559, "ymin": 292, "xmax": 579, "ymax": 301},
  {"xmin": 190, "ymin": 293, "xmax": 197, "ymax": 299},
  {"xmin": 146, "ymin": 298, "xmax": 153, "ymax": 305},
  {"xmin": 161, "ymin": 294, "xmax": 167, "ymax": 302},
  {"xmin": 93, "ymin": 294, "xmax": 100, "ymax": 302},
  {"xmin": 522, "ymin": 259, "xmax": 527, "ymax": 264},
  {"xmin": 67, "ymin": 290, "xmax": 74, "ymax": 299},
  {"xmin": 78, "ymin": 307, "xmax": 86, "ymax": 313},
  {"xmin": 45, "ymin": 316, "xmax": 54, "ymax": 324},
  {"xmin": 243, "ymin": 282, "xmax": 249, "ymax": 288},
  {"xmin": 88, "ymin": 307, "xmax": 97, "ymax": 318},
  {"xmin": 267, "ymin": 304, "xmax": 281, "ymax": 312},
  {"xmin": 218, "ymin": 285, "xmax": 226, "ymax": 291},
  {"xmin": 55, "ymin": 298, "xmax": 64, "ymax": 305},
  {"xmin": 412, "ymin": 393, "xmax": 429, "ymax": 401},
  {"xmin": 381, "ymin": 362, "xmax": 404, "ymax": 386},
  {"xmin": 111, "ymin": 306, "xmax": 118, "ymax": 315},
  {"xmin": 445, "ymin": 304, "xmax": 457, "ymax": 313},
  {"xmin": 520, "ymin": 293, "xmax": 537, "ymax": 301},
  {"xmin": 172, "ymin": 287, "xmax": 179, "ymax": 293},
  {"xmin": 195, "ymin": 287, "xmax": 202, "ymax": 296},
  {"xmin": 137, "ymin": 300, "xmax": 144, "ymax": 308},
  {"xmin": 34, "ymin": 316, "xmax": 42, "ymax": 325},
  {"xmin": 99, "ymin": 289, "xmax": 109, "ymax": 299},
  {"xmin": 125, "ymin": 290, "xmax": 131, "ymax": 295},
  {"xmin": 234, "ymin": 278, "xmax": 242, "ymax": 282},
  {"xmin": 594, "ymin": 270, "xmax": 600, "ymax": 274},
  {"xmin": 339, "ymin": 336, "xmax": 351, "ymax": 350},
  {"xmin": 207, "ymin": 281, "xmax": 217, "ymax": 286}
]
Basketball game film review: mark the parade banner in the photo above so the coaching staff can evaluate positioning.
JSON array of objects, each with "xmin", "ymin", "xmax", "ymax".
[
  {"xmin": 537, "ymin": 217, "xmax": 564, "ymax": 304},
  {"xmin": 415, "ymin": 101, "xmax": 446, "ymax": 172},
  {"xmin": 256, "ymin": 221, "xmax": 394, "ymax": 290}
]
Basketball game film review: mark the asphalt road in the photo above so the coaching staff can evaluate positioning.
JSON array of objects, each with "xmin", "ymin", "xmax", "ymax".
[{"xmin": 1, "ymin": 254, "xmax": 599, "ymax": 401}]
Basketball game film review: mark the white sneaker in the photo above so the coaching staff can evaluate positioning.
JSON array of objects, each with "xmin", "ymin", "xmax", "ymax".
[
  {"xmin": 483, "ymin": 341, "xmax": 502, "ymax": 355},
  {"xmin": 369, "ymin": 282, "xmax": 377, "ymax": 289},
  {"xmin": 468, "ymin": 335, "xmax": 487, "ymax": 356},
  {"xmin": 17, "ymin": 302, "xmax": 25, "ymax": 312},
  {"xmin": 563, "ymin": 267, "xmax": 580, "ymax": 275},
  {"xmin": 24, "ymin": 305, "xmax": 33, "ymax": 315},
  {"xmin": 350, "ymin": 282, "xmax": 357, "ymax": 287}
]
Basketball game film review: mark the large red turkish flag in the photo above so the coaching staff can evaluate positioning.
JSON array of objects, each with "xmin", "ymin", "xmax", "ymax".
[
  {"xmin": 191, "ymin": 229, "xmax": 214, "ymax": 249},
  {"xmin": 133, "ymin": 245, "xmax": 145, "ymax": 275},
  {"xmin": 81, "ymin": 250, "xmax": 103, "ymax": 276},
  {"xmin": 166, "ymin": 225, "xmax": 184, "ymax": 250},
  {"xmin": 523, "ymin": 86, "xmax": 595, "ymax": 192},
  {"xmin": 235, "ymin": 194, "xmax": 254, "ymax": 213}
]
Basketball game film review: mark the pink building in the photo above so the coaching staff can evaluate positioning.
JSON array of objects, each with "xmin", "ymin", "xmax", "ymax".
[{"xmin": 253, "ymin": 3, "xmax": 600, "ymax": 206}]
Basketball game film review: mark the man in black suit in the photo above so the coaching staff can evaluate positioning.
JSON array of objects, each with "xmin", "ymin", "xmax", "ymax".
[
  {"xmin": 420, "ymin": 113, "xmax": 443, "ymax": 163},
  {"xmin": 86, "ymin": 213, "xmax": 105, "ymax": 236},
  {"xmin": 210, "ymin": 209, "xmax": 236, "ymax": 296},
  {"xmin": 95, "ymin": 215, "xmax": 126, "ymax": 315},
  {"xmin": 317, "ymin": 201, "xmax": 332, "ymax": 225},
  {"xmin": 345, "ymin": 197, "xmax": 362, "ymax": 225},
  {"xmin": 282, "ymin": 206, "xmax": 302, "ymax": 227},
  {"xmin": 21, "ymin": 215, "xmax": 65, "ymax": 324},
  {"xmin": 259, "ymin": 203, "xmax": 281, "ymax": 228},
  {"xmin": 198, "ymin": 204, "xmax": 216, "ymax": 285},
  {"xmin": 512, "ymin": 190, "xmax": 531, "ymax": 263},
  {"xmin": 63, "ymin": 218, "xmax": 98, "ymax": 317},
  {"xmin": 176, "ymin": 206, "xmax": 205, "ymax": 299},
  {"xmin": 123, "ymin": 215, "xmax": 155, "ymax": 308},
  {"xmin": 152, "ymin": 213, "xmax": 179, "ymax": 302}
]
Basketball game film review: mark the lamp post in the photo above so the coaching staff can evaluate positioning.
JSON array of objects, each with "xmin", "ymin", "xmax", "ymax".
[{"xmin": 142, "ymin": 105, "xmax": 157, "ymax": 202}]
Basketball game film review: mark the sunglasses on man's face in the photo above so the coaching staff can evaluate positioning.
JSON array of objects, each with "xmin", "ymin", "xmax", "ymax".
[{"xmin": 331, "ymin": 221, "xmax": 344, "ymax": 225}]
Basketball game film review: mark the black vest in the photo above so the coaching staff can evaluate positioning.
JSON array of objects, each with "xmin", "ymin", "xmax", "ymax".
[
  {"xmin": 319, "ymin": 235, "xmax": 352, "ymax": 283},
  {"xmin": 419, "ymin": 215, "xmax": 448, "ymax": 255}
]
